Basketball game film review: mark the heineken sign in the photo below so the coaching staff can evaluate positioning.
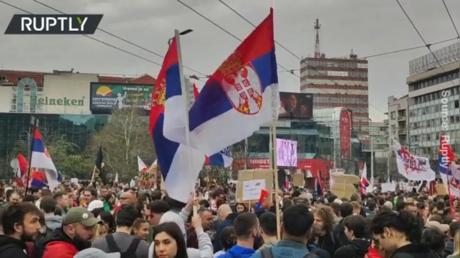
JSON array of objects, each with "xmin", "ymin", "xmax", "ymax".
[{"xmin": 30, "ymin": 96, "xmax": 85, "ymax": 106}]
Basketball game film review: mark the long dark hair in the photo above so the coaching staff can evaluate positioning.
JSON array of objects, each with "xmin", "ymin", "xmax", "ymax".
[
  {"xmin": 371, "ymin": 210, "xmax": 422, "ymax": 243},
  {"xmin": 153, "ymin": 222, "xmax": 188, "ymax": 258}
]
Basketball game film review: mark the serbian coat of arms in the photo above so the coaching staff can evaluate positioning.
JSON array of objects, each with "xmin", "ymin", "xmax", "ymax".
[{"xmin": 220, "ymin": 53, "xmax": 263, "ymax": 115}]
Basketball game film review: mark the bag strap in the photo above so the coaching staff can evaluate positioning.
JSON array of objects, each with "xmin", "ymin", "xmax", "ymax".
[
  {"xmin": 106, "ymin": 234, "xmax": 120, "ymax": 253},
  {"xmin": 261, "ymin": 247, "xmax": 274, "ymax": 258},
  {"xmin": 122, "ymin": 238, "xmax": 141, "ymax": 256}
]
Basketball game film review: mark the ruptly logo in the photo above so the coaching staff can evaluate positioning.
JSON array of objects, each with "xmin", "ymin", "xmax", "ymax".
[{"xmin": 4, "ymin": 14, "xmax": 103, "ymax": 34}]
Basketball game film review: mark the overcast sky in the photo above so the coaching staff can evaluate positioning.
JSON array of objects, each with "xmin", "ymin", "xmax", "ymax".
[{"xmin": 1, "ymin": 0, "xmax": 459, "ymax": 121}]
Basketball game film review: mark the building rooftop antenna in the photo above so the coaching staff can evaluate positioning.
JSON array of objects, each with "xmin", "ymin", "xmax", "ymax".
[{"xmin": 314, "ymin": 19, "xmax": 322, "ymax": 59}]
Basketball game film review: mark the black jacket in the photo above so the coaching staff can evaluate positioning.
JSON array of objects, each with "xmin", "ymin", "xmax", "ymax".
[
  {"xmin": 333, "ymin": 239, "xmax": 370, "ymax": 258},
  {"xmin": 0, "ymin": 235, "xmax": 29, "ymax": 258},
  {"xmin": 213, "ymin": 212, "xmax": 238, "ymax": 252},
  {"xmin": 390, "ymin": 243, "xmax": 440, "ymax": 258},
  {"xmin": 333, "ymin": 219, "xmax": 349, "ymax": 247},
  {"xmin": 318, "ymin": 231, "xmax": 340, "ymax": 257}
]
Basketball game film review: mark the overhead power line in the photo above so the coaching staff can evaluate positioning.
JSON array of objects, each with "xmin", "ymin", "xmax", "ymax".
[
  {"xmin": 213, "ymin": 0, "xmax": 385, "ymax": 119},
  {"xmin": 396, "ymin": 0, "xmax": 456, "ymax": 87},
  {"xmin": 31, "ymin": 0, "xmax": 208, "ymax": 77},
  {"xmin": 441, "ymin": 0, "xmax": 460, "ymax": 38},
  {"xmin": 0, "ymin": 0, "xmax": 206, "ymax": 82},
  {"xmin": 277, "ymin": 37, "xmax": 459, "ymax": 74},
  {"xmin": 175, "ymin": 0, "xmax": 299, "ymax": 79}
]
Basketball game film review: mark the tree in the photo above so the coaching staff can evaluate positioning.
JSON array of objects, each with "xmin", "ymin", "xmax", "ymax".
[
  {"xmin": 88, "ymin": 106, "xmax": 156, "ymax": 181},
  {"xmin": 46, "ymin": 135, "xmax": 94, "ymax": 179}
]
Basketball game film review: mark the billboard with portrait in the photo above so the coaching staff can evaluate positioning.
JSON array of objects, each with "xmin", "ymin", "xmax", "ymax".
[
  {"xmin": 90, "ymin": 83, "xmax": 154, "ymax": 112},
  {"xmin": 278, "ymin": 92, "xmax": 313, "ymax": 119}
]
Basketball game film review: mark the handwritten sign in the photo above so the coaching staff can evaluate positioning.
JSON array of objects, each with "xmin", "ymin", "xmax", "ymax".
[{"xmin": 242, "ymin": 179, "xmax": 265, "ymax": 201}]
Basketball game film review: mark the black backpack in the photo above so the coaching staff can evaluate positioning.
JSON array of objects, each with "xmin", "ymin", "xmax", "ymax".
[{"xmin": 106, "ymin": 234, "xmax": 140, "ymax": 258}]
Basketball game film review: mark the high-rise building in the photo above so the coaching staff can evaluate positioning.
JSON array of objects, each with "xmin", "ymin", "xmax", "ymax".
[
  {"xmin": 387, "ymin": 95, "xmax": 408, "ymax": 149},
  {"xmin": 406, "ymin": 41, "xmax": 460, "ymax": 162},
  {"xmin": 300, "ymin": 19, "xmax": 369, "ymax": 149}
]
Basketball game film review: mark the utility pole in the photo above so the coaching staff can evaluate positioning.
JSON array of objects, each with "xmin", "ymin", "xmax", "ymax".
[
  {"xmin": 370, "ymin": 138, "xmax": 374, "ymax": 187},
  {"xmin": 387, "ymin": 148, "xmax": 390, "ymax": 181}
]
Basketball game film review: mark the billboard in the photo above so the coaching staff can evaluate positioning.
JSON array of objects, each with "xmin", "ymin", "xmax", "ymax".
[
  {"xmin": 278, "ymin": 92, "xmax": 313, "ymax": 119},
  {"xmin": 276, "ymin": 138, "xmax": 298, "ymax": 167},
  {"xmin": 90, "ymin": 83, "xmax": 154, "ymax": 112},
  {"xmin": 340, "ymin": 109, "xmax": 352, "ymax": 159}
]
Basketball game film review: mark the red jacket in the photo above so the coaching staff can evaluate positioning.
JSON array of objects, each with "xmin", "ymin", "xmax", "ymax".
[
  {"xmin": 366, "ymin": 246, "xmax": 383, "ymax": 258},
  {"xmin": 42, "ymin": 241, "xmax": 78, "ymax": 258}
]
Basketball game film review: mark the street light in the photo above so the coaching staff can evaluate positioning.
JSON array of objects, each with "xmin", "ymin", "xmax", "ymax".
[{"xmin": 168, "ymin": 29, "xmax": 193, "ymax": 45}]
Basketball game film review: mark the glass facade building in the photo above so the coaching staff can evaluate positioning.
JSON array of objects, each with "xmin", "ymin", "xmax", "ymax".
[{"xmin": 0, "ymin": 113, "xmax": 110, "ymax": 175}]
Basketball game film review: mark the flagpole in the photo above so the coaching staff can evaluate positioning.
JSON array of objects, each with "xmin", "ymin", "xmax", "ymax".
[
  {"xmin": 25, "ymin": 116, "xmax": 38, "ymax": 194},
  {"xmin": 271, "ymin": 122, "xmax": 281, "ymax": 240},
  {"xmin": 175, "ymin": 29, "xmax": 197, "ymax": 213}
]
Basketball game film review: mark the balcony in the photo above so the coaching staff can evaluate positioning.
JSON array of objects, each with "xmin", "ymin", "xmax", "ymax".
[
  {"xmin": 398, "ymin": 128, "xmax": 407, "ymax": 135},
  {"xmin": 398, "ymin": 116, "xmax": 406, "ymax": 121}
]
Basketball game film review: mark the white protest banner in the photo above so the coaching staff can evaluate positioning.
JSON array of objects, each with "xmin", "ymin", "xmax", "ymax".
[
  {"xmin": 392, "ymin": 138, "xmax": 435, "ymax": 181},
  {"xmin": 242, "ymin": 179, "xmax": 265, "ymax": 201}
]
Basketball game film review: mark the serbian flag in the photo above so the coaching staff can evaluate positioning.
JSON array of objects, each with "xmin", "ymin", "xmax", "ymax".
[
  {"xmin": 165, "ymin": 9, "xmax": 279, "ymax": 156},
  {"xmin": 439, "ymin": 132, "xmax": 459, "ymax": 197},
  {"xmin": 360, "ymin": 162, "xmax": 370, "ymax": 194},
  {"xmin": 152, "ymin": 37, "xmax": 205, "ymax": 203},
  {"xmin": 138, "ymin": 156, "xmax": 148, "ymax": 172},
  {"xmin": 30, "ymin": 130, "xmax": 60, "ymax": 190},
  {"xmin": 192, "ymin": 85, "xmax": 233, "ymax": 167},
  {"xmin": 256, "ymin": 189, "xmax": 268, "ymax": 209}
]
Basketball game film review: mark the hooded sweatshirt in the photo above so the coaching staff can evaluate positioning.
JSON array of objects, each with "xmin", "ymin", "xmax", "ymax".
[
  {"xmin": 215, "ymin": 245, "xmax": 255, "ymax": 258},
  {"xmin": 333, "ymin": 239, "xmax": 370, "ymax": 258},
  {"xmin": 35, "ymin": 214, "xmax": 63, "ymax": 258}
]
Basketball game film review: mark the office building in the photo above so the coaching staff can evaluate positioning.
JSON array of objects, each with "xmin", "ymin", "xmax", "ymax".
[
  {"xmin": 407, "ymin": 41, "xmax": 460, "ymax": 162},
  {"xmin": 300, "ymin": 19, "xmax": 369, "ymax": 149},
  {"xmin": 387, "ymin": 95, "xmax": 408, "ymax": 149}
]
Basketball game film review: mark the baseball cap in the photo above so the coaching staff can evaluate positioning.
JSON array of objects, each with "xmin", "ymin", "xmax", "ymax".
[
  {"xmin": 74, "ymin": 248, "xmax": 120, "ymax": 258},
  {"xmin": 425, "ymin": 221, "xmax": 449, "ymax": 233},
  {"xmin": 228, "ymin": 193, "xmax": 236, "ymax": 201},
  {"xmin": 87, "ymin": 200, "xmax": 104, "ymax": 212},
  {"xmin": 63, "ymin": 207, "xmax": 101, "ymax": 227}
]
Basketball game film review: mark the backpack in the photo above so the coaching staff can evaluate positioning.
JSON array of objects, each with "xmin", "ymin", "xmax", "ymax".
[
  {"xmin": 261, "ymin": 247, "xmax": 318, "ymax": 258},
  {"xmin": 106, "ymin": 234, "xmax": 140, "ymax": 258}
]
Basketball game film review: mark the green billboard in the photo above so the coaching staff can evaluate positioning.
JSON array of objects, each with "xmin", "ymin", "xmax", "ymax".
[{"xmin": 90, "ymin": 83, "xmax": 153, "ymax": 112}]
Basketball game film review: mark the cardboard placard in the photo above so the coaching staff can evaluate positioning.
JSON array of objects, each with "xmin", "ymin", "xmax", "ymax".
[
  {"xmin": 436, "ymin": 183, "xmax": 447, "ymax": 195},
  {"xmin": 331, "ymin": 183, "xmax": 357, "ymax": 199},
  {"xmin": 330, "ymin": 173, "xmax": 359, "ymax": 198},
  {"xmin": 236, "ymin": 169, "xmax": 273, "ymax": 203},
  {"xmin": 292, "ymin": 173, "xmax": 304, "ymax": 187},
  {"xmin": 331, "ymin": 173, "xmax": 360, "ymax": 184}
]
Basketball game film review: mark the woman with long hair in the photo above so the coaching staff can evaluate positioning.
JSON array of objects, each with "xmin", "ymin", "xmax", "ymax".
[
  {"xmin": 153, "ymin": 222, "xmax": 188, "ymax": 258},
  {"xmin": 371, "ymin": 210, "xmax": 438, "ymax": 258}
]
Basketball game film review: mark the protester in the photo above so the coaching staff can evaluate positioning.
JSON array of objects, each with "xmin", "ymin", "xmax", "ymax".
[
  {"xmin": 0, "ymin": 202, "xmax": 42, "ymax": 257},
  {"xmin": 42, "ymin": 207, "xmax": 99, "ymax": 258}
]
